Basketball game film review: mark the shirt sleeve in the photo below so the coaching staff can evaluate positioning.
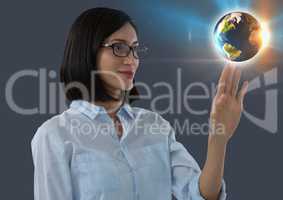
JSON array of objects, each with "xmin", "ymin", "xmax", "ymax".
[
  {"xmin": 31, "ymin": 126, "xmax": 74, "ymax": 200},
  {"xmin": 169, "ymin": 127, "xmax": 227, "ymax": 200}
]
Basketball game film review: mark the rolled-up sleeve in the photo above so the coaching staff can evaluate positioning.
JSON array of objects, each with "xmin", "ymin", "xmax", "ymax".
[
  {"xmin": 169, "ymin": 127, "xmax": 227, "ymax": 200},
  {"xmin": 31, "ymin": 126, "xmax": 73, "ymax": 200}
]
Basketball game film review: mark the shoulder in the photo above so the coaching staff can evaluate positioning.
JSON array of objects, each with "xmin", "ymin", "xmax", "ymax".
[{"xmin": 31, "ymin": 110, "xmax": 70, "ymax": 147}]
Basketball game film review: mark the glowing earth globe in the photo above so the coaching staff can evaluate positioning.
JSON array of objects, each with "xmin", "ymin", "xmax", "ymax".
[{"xmin": 214, "ymin": 12, "xmax": 264, "ymax": 62}]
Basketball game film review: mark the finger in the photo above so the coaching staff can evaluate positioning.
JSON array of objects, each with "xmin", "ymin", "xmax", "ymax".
[
  {"xmin": 227, "ymin": 65, "xmax": 236, "ymax": 95},
  {"xmin": 217, "ymin": 83, "xmax": 226, "ymax": 96},
  {"xmin": 216, "ymin": 65, "xmax": 232, "ymax": 96},
  {"xmin": 232, "ymin": 68, "xmax": 241, "ymax": 97},
  {"xmin": 237, "ymin": 81, "xmax": 249, "ymax": 103}
]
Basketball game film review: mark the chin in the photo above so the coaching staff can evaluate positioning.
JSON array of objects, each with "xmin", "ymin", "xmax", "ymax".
[
  {"xmin": 119, "ymin": 80, "xmax": 133, "ymax": 90},
  {"xmin": 114, "ymin": 85, "xmax": 133, "ymax": 91},
  {"xmin": 123, "ymin": 84, "xmax": 133, "ymax": 91}
]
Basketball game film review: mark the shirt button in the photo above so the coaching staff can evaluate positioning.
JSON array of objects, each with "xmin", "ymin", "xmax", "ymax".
[{"xmin": 115, "ymin": 150, "xmax": 124, "ymax": 160}]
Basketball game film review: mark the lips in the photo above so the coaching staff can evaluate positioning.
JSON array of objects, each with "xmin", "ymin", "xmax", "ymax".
[{"xmin": 118, "ymin": 71, "xmax": 135, "ymax": 79}]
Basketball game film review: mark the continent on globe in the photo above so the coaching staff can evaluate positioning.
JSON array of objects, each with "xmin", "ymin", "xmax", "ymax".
[
  {"xmin": 223, "ymin": 43, "xmax": 242, "ymax": 60},
  {"xmin": 214, "ymin": 12, "xmax": 263, "ymax": 62},
  {"xmin": 217, "ymin": 12, "xmax": 242, "ymax": 33}
]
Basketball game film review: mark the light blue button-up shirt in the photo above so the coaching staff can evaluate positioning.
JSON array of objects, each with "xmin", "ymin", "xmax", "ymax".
[{"xmin": 31, "ymin": 99, "xmax": 227, "ymax": 200}]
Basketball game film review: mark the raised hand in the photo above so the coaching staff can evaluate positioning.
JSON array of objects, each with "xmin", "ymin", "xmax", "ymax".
[{"xmin": 209, "ymin": 64, "xmax": 249, "ymax": 143}]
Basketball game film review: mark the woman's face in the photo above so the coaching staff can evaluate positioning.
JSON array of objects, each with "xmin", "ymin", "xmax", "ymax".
[{"xmin": 96, "ymin": 23, "xmax": 139, "ymax": 95}]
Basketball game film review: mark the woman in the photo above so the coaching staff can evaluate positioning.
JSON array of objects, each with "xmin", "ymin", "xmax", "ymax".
[{"xmin": 31, "ymin": 7, "xmax": 249, "ymax": 200}]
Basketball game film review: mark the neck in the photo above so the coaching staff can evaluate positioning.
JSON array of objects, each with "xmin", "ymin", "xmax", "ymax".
[
  {"xmin": 93, "ymin": 88, "xmax": 126, "ymax": 117},
  {"xmin": 94, "ymin": 99, "xmax": 123, "ymax": 116}
]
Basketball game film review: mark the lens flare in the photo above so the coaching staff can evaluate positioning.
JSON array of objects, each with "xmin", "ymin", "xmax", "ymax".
[{"xmin": 260, "ymin": 22, "xmax": 271, "ymax": 49}]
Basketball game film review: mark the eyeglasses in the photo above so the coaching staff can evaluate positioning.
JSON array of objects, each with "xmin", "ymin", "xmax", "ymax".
[{"xmin": 101, "ymin": 42, "xmax": 148, "ymax": 59}]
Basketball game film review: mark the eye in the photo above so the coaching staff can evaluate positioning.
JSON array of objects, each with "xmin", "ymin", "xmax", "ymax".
[{"xmin": 113, "ymin": 43, "xmax": 128, "ymax": 51}]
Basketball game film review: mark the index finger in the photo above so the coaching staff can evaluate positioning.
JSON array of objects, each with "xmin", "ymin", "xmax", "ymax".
[{"xmin": 216, "ymin": 64, "xmax": 233, "ymax": 95}]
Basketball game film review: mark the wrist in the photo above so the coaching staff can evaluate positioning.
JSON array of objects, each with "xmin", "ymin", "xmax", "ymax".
[{"xmin": 208, "ymin": 133, "xmax": 229, "ymax": 148}]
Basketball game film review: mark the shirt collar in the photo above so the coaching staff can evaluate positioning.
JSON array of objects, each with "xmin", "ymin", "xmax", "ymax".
[{"xmin": 69, "ymin": 99, "xmax": 134, "ymax": 120}]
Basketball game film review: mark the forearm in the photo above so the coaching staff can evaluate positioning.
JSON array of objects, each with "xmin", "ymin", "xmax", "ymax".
[{"xmin": 199, "ymin": 135, "xmax": 227, "ymax": 200}]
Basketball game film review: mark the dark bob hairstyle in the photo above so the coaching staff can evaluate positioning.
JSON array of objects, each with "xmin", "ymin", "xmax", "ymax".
[{"xmin": 60, "ymin": 7, "xmax": 139, "ymax": 104}]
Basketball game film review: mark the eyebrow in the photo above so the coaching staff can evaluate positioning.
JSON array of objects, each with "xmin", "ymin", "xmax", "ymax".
[{"xmin": 110, "ymin": 39, "xmax": 139, "ymax": 45}]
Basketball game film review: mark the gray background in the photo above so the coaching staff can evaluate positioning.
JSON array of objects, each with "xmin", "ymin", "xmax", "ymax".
[{"xmin": 1, "ymin": 0, "xmax": 283, "ymax": 199}]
